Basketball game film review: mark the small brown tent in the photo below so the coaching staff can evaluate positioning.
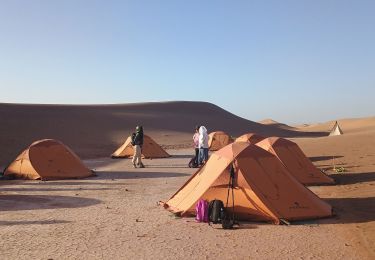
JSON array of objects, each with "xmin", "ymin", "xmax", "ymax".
[
  {"xmin": 4, "ymin": 139, "xmax": 92, "ymax": 180},
  {"xmin": 235, "ymin": 133, "xmax": 266, "ymax": 144},
  {"xmin": 208, "ymin": 131, "xmax": 233, "ymax": 151},
  {"xmin": 256, "ymin": 137, "xmax": 335, "ymax": 185},
  {"xmin": 162, "ymin": 142, "xmax": 332, "ymax": 224},
  {"xmin": 111, "ymin": 135, "xmax": 170, "ymax": 158}
]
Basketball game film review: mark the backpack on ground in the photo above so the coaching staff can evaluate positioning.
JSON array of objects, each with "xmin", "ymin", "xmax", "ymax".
[
  {"xmin": 208, "ymin": 199, "xmax": 226, "ymax": 224},
  {"xmin": 221, "ymin": 212, "xmax": 235, "ymax": 229},
  {"xmin": 195, "ymin": 199, "xmax": 209, "ymax": 222},
  {"xmin": 188, "ymin": 156, "xmax": 198, "ymax": 168}
]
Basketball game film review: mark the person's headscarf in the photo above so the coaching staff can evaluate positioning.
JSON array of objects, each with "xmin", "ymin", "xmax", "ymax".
[
  {"xmin": 198, "ymin": 126, "xmax": 208, "ymax": 148},
  {"xmin": 199, "ymin": 126, "xmax": 207, "ymax": 135}
]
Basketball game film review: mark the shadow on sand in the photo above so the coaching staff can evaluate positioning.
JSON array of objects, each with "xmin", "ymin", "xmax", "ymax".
[
  {"xmin": 142, "ymin": 165, "xmax": 189, "ymax": 169},
  {"xmin": 95, "ymin": 171, "xmax": 191, "ymax": 180},
  {"xmin": 204, "ymin": 223, "xmax": 259, "ymax": 230},
  {"xmin": 0, "ymin": 187, "xmax": 114, "ymax": 192},
  {"xmin": 0, "ymin": 195, "xmax": 101, "ymax": 211},
  {"xmin": 9, "ymin": 181, "xmax": 125, "ymax": 186},
  {"xmin": 170, "ymin": 154, "xmax": 193, "ymax": 159},
  {"xmin": 0, "ymin": 220, "xmax": 70, "ymax": 226},
  {"xmin": 308, "ymin": 155, "xmax": 344, "ymax": 162},
  {"xmin": 293, "ymin": 197, "xmax": 375, "ymax": 226},
  {"xmin": 233, "ymin": 223, "xmax": 259, "ymax": 230},
  {"xmin": 330, "ymin": 172, "xmax": 375, "ymax": 185},
  {"xmin": 323, "ymin": 197, "xmax": 375, "ymax": 224}
]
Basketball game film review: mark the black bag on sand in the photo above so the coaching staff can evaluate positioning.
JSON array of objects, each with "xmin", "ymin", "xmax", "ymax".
[
  {"xmin": 188, "ymin": 156, "xmax": 198, "ymax": 168},
  {"xmin": 208, "ymin": 200, "xmax": 225, "ymax": 224},
  {"xmin": 221, "ymin": 213, "xmax": 235, "ymax": 229}
]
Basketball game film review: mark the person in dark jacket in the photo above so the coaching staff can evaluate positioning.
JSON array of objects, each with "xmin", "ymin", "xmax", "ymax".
[{"xmin": 131, "ymin": 126, "xmax": 145, "ymax": 168}]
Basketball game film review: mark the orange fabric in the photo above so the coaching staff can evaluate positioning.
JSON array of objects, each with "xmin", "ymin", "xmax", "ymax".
[
  {"xmin": 256, "ymin": 137, "xmax": 335, "ymax": 185},
  {"xmin": 164, "ymin": 142, "xmax": 332, "ymax": 224},
  {"xmin": 208, "ymin": 131, "xmax": 234, "ymax": 151},
  {"xmin": 4, "ymin": 139, "xmax": 92, "ymax": 180},
  {"xmin": 111, "ymin": 135, "xmax": 170, "ymax": 158},
  {"xmin": 235, "ymin": 133, "xmax": 266, "ymax": 144}
]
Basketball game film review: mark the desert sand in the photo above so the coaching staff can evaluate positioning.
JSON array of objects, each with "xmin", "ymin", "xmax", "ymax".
[{"xmin": 0, "ymin": 102, "xmax": 374, "ymax": 259}]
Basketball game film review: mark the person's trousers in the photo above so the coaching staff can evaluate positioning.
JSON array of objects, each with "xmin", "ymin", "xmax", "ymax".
[
  {"xmin": 198, "ymin": 148, "xmax": 209, "ymax": 165},
  {"xmin": 194, "ymin": 148, "xmax": 199, "ymax": 164},
  {"xmin": 132, "ymin": 145, "xmax": 143, "ymax": 165}
]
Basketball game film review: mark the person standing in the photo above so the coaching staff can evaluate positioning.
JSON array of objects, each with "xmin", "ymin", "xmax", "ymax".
[
  {"xmin": 193, "ymin": 125, "xmax": 200, "ymax": 166},
  {"xmin": 131, "ymin": 126, "xmax": 145, "ymax": 168},
  {"xmin": 198, "ymin": 126, "xmax": 209, "ymax": 166}
]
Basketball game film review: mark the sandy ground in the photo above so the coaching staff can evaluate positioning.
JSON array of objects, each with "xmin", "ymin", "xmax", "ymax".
[{"xmin": 1, "ymin": 145, "xmax": 374, "ymax": 259}]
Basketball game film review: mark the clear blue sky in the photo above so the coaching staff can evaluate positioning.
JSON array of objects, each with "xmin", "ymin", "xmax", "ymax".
[{"xmin": 0, "ymin": 0, "xmax": 374, "ymax": 124}]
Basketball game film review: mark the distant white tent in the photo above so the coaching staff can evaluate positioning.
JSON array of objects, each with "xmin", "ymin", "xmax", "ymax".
[{"xmin": 329, "ymin": 121, "xmax": 343, "ymax": 136}]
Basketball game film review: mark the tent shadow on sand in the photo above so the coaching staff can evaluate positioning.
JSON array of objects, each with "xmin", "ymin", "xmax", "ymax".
[
  {"xmin": 308, "ymin": 155, "xmax": 344, "ymax": 162},
  {"xmin": 141, "ymin": 165, "xmax": 189, "ymax": 169},
  {"xmin": 0, "ymin": 195, "xmax": 101, "ymax": 211},
  {"xmin": 320, "ymin": 197, "xmax": 375, "ymax": 225},
  {"xmin": 331, "ymin": 172, "xmax": 375, "ymax": 185},
  {"xmin": 94, "ymin": 171, "xmax": 190, "ymax": 180},
  {"xmin": 0, "ymin": 220, "xmax": 70, "ymax": 226},
  {"xmin": 204, "ymin": 222, "xmax": 259, "ymax": 230},
  {"xmin": 0, "ymin": 187, "xmax": 114, "ymax": 192},
  {"xmin": 1, "ymin": 181, "xmax": 124, "ymax": 186},
  {"xmin": 168, "ymin": 154, "xmax": 194, "ymax": 159}
]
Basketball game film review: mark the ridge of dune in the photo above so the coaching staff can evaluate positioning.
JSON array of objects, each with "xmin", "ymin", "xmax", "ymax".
[
  {"xmin": 259, "ymin": 118, "xmax": 280, "ymax": 125},
  {"xmin": 259, "ymin": 118, "xmax": 296, "ymax": 130}
]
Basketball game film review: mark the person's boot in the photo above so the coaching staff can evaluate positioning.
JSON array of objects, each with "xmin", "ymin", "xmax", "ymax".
[
  {"xmin": 132, "ymin": 162, "xmax": 137, "ymax": 168},
  {"xmin": 139, "ymin": 163, "xmax": 145, "ymax": 168}
]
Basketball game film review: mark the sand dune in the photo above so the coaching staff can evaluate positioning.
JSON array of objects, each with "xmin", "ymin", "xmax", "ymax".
[
  {"xmin": 0, "ymin": 101, "xmax": 325, "ymax": 167},
  {"xmin": 296, "ymin": 117, "xmax": 375, "ymax": 134},
  {"xmin": 259, "ymin": 118, "xmax": 296, "ymax": 130}
]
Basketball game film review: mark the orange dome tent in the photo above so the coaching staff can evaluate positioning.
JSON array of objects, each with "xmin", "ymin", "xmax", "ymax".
[
  {"xmin": 162, "ymin": 142, "xmax": 332, "ymax": 224},
  {"xmin": 111, "ymin": 135, "xmax": 170, "ymax": 159},
  {"xmin": 235, "ymin": 133, "xmax": 266, "ymax": 144},
  {"xmin": 256, "ymin": 137, "xmax": 335, "ymax": 185},
  {"xmin": 208, "ymin": 131, "xmax": 233, "ymax": 151},
  {"xmin": 4, "ymin": 139, "xmax": 93, "ymax": 180}
]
